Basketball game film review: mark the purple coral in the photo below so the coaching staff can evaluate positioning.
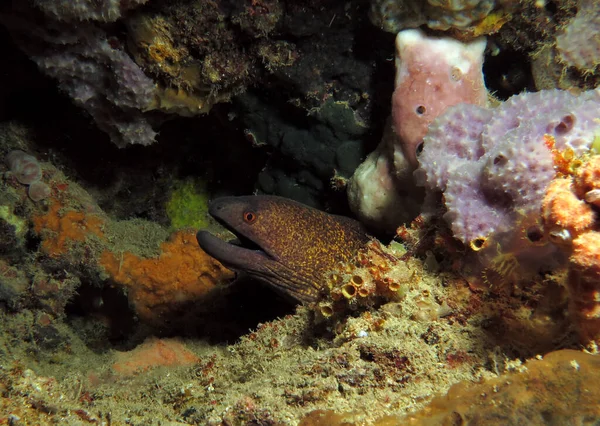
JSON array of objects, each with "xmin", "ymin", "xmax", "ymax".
[
  {"xmin": 416, "ymin": 89, "xmax": 600, "ymax": 248},
  {"xmin": 2, "ymin": 1, "xmax": 156, "ymax": 148},
  {"xmin": 415, "ymin": 104, "xmax": 492, "ymax": 192}
]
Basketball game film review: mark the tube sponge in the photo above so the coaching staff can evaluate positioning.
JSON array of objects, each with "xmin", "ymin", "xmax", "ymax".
[{"xmin": 391, "ymin": 29, "xmax": 487, "ymax": 169}]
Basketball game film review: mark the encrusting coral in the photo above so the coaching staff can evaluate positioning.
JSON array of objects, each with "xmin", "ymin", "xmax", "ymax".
[
  {"xmin": 542, "ymin": 154, "xmax": 600, "ymax": 346},
  {"xmin": 369, "ymin": 0, "xmax": 506, "ymax": 33},
  {"xmin": 22, "ymin": 155, "xmax": 233, "ymax": 325},
  {"xmin": 112, "ymin": 337, "xmax": 199, "ymax": 376},
  {"xmin": 33, "ymin": 201, "xmax": 106, "ymax": 258},
  {"xmin": 389, "ymin": 349, "xmax": 600, "ymax": 425},
  {"xmin": 297, "ymin": 350, "xmax": 600, "ymax": 425}
]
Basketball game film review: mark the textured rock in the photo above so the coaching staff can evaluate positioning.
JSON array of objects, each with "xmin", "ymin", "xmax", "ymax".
[{"xmin": 556, "ymin": 0, "xmax": 600, "ymax": 73}]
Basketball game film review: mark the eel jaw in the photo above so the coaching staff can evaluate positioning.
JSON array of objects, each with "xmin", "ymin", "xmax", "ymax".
[{"xmin": 196, "ymin": 230, "xmax": 275, "ymax": 272}]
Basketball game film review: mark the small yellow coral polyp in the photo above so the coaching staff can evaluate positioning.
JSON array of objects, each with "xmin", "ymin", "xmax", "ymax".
[
  {"xmin": 100, "ymin": 230, "xmax": 234, "ymax": 323},
  {"xmin": 544, "ymin": 134, "xmax": 579, "ymax": 176},
  {"xmin": 33, "ymin": 202, "xmax": 105, "ymax": 256}
]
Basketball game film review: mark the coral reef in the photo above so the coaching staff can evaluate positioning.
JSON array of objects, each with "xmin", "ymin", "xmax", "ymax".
[
  {"xmin": 1, "ymin": 0, "xmax": 294, "ymax": 147},
  {"xmin": 414, "ymin": 88, "xmax": 600, "ymax": 283},
  {"xmin": 1, "ymin": 0, "xmax": 600, "ymax": 424},
  {"xmin": 348, "ymin": 29, "xmax": 487, "ymax": 231},
  {"xmin": 2, "ymin": 136, "xmax": 231, "ymax": 325}
]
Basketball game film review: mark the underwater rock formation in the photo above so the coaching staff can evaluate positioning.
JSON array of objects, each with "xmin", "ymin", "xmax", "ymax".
[
  {"xmin": 0, "ymin": 0, "xmax": 296, "ymax": 147},
  {"xmin": 1, "ymin": 4, "xmax": 158, "ymax": 147},
  {"xmin": 555, "ymin": 0, "xmax": 600, "ymax": 74},
  {"xmin": 393, "ymin": 349, "xmax": 600, "ymax": 425},
  {"xmin": 369, "ymin": 0, "xmax": 503, "ymax": 32}
]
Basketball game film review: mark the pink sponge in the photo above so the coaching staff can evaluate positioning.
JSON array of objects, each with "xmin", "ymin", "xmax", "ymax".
[{"xmin": 391, "ymin": 29, "xmax": 487, "ymax": 169}]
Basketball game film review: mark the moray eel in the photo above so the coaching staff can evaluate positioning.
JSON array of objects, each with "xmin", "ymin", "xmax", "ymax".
[{"xmin": 196, "ymin": 195, "xmax": 370, "ymax": 303}]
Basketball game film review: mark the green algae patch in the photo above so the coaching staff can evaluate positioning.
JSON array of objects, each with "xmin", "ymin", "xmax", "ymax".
[
  {"xmin": 591, "ymin": 132, "xmax": 600, "ymax": 154},
  {"xmin": 0, "ymin": 205, "xmax": 26, "ymax": 238},
  {"xmin": 166, "ymin": 179, "xmax": 211, "ymax": 230}
]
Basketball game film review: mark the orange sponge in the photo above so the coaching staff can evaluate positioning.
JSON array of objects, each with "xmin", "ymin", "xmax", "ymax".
[
  {"xmin": 33, "ymin": 201, "xmax": 105, "ymax": 257},
  {"xmin": 100, "ymin": 230, "xmax": 234, "ymax": 323},
  {"xmin": 112, "ymin": 337, "xmax": 199, "ymax": 376},
  {"xmin": 542, "ymin": 178, "xmax": 595, "ymax": 235}
]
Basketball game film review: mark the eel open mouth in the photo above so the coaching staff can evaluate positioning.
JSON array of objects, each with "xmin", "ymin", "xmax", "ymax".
[
  {"xmin": 196, "ymin": 196, "xmax": 278, "ymax": 270},
  {"xmin": 196, "ymin": 230, "xmax": 273, "ymax": 271}
]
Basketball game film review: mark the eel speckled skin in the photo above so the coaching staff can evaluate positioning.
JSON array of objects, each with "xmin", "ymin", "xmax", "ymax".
[{"xmin": 196, "ymin": 195, "xmax": 370, "ymax": 303}]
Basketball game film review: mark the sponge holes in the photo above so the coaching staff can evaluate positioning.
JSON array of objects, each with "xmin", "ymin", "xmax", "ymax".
[
  {"xmin": 492, "ymin": 154, "xmax": 508, "ymax": 167},
  {"xmin": 416, "ymin": 141, "xmax": 425, "ymax": 156},
  {"xmin": 469, "ymin": 236, "xmax": 488, "ymax": 252},
  {"xmin": 552, "ymin": 114, "xmax": 576, "ymax": 135},
  {"xmin": 525, "ymin": 225, "xmax": 545, "ymax": 244}
]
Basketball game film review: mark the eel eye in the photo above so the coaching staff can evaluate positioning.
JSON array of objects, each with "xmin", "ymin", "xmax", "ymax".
[{"xmin": 243, "ymin": 211, "xmax": 257, "ymax": 223}]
